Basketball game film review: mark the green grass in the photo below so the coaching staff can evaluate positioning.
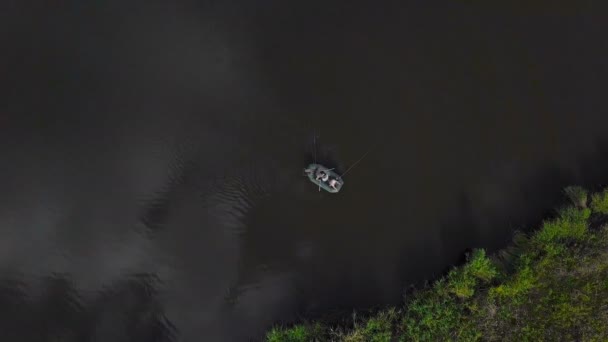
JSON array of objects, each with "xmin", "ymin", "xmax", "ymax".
[
  {"xmin": 266, "ymin": 325, "xmax": 311, "ymax": 342},
  {"xmin": 342, "ymin": 310, "xmax": 397, "ymax": 342},
  {"xmin": 265, "ymin": 186, "xmax": 608, "ymax": 342},
  {"xmin": 564, "ymin": 185, "xmax": 588, "ymax": 208},
  {"xmin": 591, "ymin": 189, "xmax": 608, "ymax": 214}
]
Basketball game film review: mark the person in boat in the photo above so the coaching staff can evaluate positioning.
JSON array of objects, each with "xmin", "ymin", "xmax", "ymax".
[
  {"xmin": 329, "ymin": 178, "xmax": 340, "ymax": 190},
  {"xmin": 316, "ymin": 169, "xmax": 329, "ymax": 182}
]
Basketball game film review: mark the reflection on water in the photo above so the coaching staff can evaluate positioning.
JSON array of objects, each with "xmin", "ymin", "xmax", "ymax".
[
  {"xmin": 2, "ymin": 1, "xmax": 608, "ymax": 341},
  {"xmin": 0, "ymin": 273, "xmax": 175, "ymax": 341}
]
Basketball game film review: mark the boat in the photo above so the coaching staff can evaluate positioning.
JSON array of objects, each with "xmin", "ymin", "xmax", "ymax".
[{"xmin": 304, "ymin": 163, "xmax": 344, "ymax": 193}]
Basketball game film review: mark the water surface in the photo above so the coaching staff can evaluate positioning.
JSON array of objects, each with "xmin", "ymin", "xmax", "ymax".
[{"xmin": 2, "ymin": 1, "xmax": 608, "ymax": 340}]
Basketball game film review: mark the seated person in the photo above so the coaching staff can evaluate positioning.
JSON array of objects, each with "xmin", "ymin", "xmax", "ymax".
[
  {"xmin": 329, "ymin": 178, "xmax": 341, "ymax": 190},
  {"xmin": 316, "ymin": 169, "xmax": 329, "ymax": 182}
]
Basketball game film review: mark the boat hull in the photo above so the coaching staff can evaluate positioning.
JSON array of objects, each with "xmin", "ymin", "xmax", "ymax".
[{"xmin": 304, "ymin": 163, "xmax": 344, "ymax": 193}]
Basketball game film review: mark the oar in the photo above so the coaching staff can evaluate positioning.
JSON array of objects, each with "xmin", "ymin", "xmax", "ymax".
[{"xmin": 314, "ymin": 130, "xmax": 320, "ymax": 192}]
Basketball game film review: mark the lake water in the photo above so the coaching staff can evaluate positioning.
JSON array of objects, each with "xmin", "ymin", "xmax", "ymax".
[{"xmin": 2, "ymin": 1, "xmax": 608, "ymax": 340}]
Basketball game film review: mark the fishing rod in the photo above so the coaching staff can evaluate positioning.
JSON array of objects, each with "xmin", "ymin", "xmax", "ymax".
[
  {"xmin": 305, "ymin": 126, "xmax": 376, "ymax": 193},
  {"xmin": 313, "ymin": 129, "xmax": 317, "ymax": 164}
]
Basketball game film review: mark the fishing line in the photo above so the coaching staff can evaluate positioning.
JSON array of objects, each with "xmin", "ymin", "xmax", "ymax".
[{"xmin": 340, "ymin": 144, "xmax": 376, "ymax": 177}]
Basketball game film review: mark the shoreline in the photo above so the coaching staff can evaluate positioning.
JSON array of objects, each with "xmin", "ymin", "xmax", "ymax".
[{"xmin": 265, "ymin": 185, "xmax": 608, "ymax": 341}]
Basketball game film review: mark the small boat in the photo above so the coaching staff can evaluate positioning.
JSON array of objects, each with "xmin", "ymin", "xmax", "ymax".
[{"xmin": 304, "ymin": 163, "xmax": 344, "ymax": 193}]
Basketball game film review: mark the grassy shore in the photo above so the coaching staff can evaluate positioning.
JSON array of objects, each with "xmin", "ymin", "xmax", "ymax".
[{"xmin": 266, "ymin": 186, "xmax": 608, "ymax": 341}]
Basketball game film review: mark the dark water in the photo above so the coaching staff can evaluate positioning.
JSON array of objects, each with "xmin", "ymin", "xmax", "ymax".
[{"xmin": 3, "ymin": 1, "xmax": 608, "ymax": 340}]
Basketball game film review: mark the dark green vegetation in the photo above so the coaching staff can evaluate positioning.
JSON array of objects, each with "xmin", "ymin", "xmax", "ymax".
[{"xmin": 266, "ymin": 187, "xmax": 608, "ymax": 341}]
